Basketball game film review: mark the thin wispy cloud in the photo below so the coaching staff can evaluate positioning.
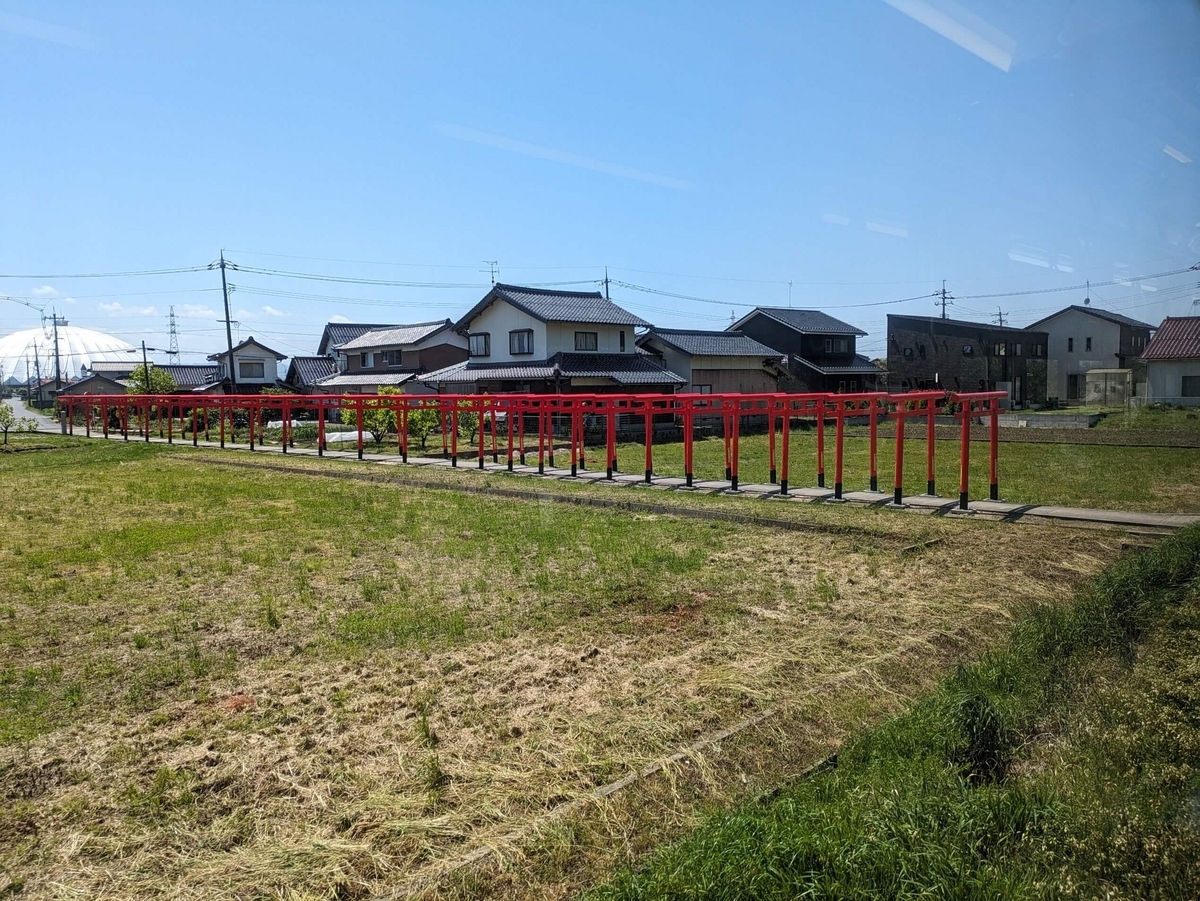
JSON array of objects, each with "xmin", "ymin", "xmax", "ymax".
[
  {"xmin": 235, "ymin": 305, "xmax": 289, "ymax": 319},
  {"xmin": 880, "ymin": 0, "xmax": 1015, "ymax": 73},
  {"xmin": 178, "ymin": 304, "xmax": 219, "ymax": 318},
  {"xmin": 329, "ymin": 314, "xmax": 352, "ymax": 324},
  {"xmin": 98, "ymin": 301, "xmax": 157, "ymax": 316},
  {"xmin": 31, "ymin": 284, "xmax": 75, "ymax": 303},
  {"xmin": 0, "ymin": 13, "xmax": 94, "ymax": 49},
  {"xmin": 435, "ymin": 122, "xmax": 696, "ymax": 192}
]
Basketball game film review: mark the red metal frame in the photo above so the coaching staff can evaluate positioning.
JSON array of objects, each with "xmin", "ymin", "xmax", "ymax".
[{"xmin": 59, "ymin": 389, "xmax": 1007, "ymax": 505}]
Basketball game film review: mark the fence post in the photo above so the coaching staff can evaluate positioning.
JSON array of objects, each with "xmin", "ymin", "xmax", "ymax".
[
  {"xmin": 816, "ymin": 397, "xmax": 826, "ymax": 488},
  {"xmin": 989, "ymin": 399, "xmax": 999, "ymax": 501},
  {"xmin": 643, "ymin": 402, "xmax": 653, "ymax": 483},
  {"xmin": 780, "ymin": 401, "xmax": 790, "ymax": 495},
  {"xmin": 101, "ymin": 402, "xmax": 108, "ymax": 438},
  {"xmin": 926, "ymin": 397, "xmax": 937, "ymax": 495},
  {"xmin": 769, "ymin": 407, "xmax": 777, "ymax": 484},
  {"xmin": 570, "ymin": 401, "xmax": 579, "ymax": 477},
  {"xmin": 518, "ymin": 401, "xmax": 526, "ymax": 466},
  {"xmin": 317, "ymin": 401, "xmax": 325, "ymax": 456},
  {"xmin": 450, "ymin": 403, "xmax": 458, "ymax": 467},
  {"xmin": 869, "ymin": 398, "xmax": 879, "ymax": 491},
  {"xmin": 607, "ymin": 404, "xmax": 617, "ymax": 480},
  {"xmin": 401, "ymin": 399, "xmax": 409, "ymax": 463},
  {"xmin": 958, "ymin": 400, "xmax": 971, "ymax": 511},
  {"xmin": 355, "ymin": 398, "xmax": 363, "ymax": 460},
  {"xmin": 478, "ymin": 397, "xmax": 486, "ymax": 470},
  {"xmin": 505, "ymin": 400, "xmax": 513, "ymax": 470},
  {"xmin": 834, "ymin": 401, "xmax": 844, "ymax": 499},
  {"xmin": 893, "ymin": 404, "xmax": 905, "ymax": 506},
  {"xmin": 537, "ymin": 402, "xmax": 545, "ymax": 474},
  {"xmin": 683, "ymin": 402, "xmax": 693, "ymax": 487},
  {"xmin": 192, "ymin": 404, "xmax": 198, "ymax": 447},
  {"xmin": 730, "ymin": 402, "xmax": 740, "ymax": 491}
]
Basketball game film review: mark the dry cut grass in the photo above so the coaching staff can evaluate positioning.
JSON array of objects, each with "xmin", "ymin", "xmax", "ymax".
[{"xmin": 0, "ymin": 438, "xmax": 1125, "ymax": 899}]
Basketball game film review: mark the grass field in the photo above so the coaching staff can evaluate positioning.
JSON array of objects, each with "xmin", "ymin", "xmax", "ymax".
[
  {"xmin": 609, "ymin": 429, "xmax": 1200, "ymax": 512},
  {"xmin": 0, "ymin": 435, "xmax": 1127, "ymax": 899},
  {"xmin": 592, "ymin": 525, "xmax": 1200, "ymax": 900}
]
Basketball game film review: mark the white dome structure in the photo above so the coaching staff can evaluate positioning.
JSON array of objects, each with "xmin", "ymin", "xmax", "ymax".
[{"xmin": 0, "ymin": 325, "xmax": 137, "ymax": 385}]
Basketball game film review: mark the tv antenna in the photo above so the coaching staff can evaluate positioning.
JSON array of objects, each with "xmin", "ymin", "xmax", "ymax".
[{"xmin": 482, "ymin": 260, "xmax": 499, "ymax": 285}]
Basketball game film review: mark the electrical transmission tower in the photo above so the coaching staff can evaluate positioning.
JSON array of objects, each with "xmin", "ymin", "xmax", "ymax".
[{"xmin": 168, "ymin": 306, "xmax": 180, "ymax": 361}]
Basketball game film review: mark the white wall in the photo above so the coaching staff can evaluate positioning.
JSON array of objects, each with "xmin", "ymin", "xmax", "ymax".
[
  {"xmin": 1039, "ymin": 309, "xmax": 1121, "ymax": 401},
  {"xmin": 465, "ymin": 299, "xmax": 634, "ymax": 363},
  {"xmin": 1146, "ymin": 360, "xmax": 1200, "ymax": 405},
  {"xmin": 216, "ymin": 342, "xmax": 280, "ymax": 384}
]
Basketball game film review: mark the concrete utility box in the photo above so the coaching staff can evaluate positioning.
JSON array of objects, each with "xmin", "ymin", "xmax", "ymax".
[{"xmin": 1085, "ymin": 369, "xmax": 1132, "ymax": 406}]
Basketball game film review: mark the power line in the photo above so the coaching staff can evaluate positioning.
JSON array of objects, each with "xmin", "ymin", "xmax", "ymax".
[
  {"xmin": 953, "ymin": 264, "xmax": 1198, "ymax": 300},
  {"xmin": 226, "ymin": 263, "xmax": 487, "ymax": 289},
  {"xmin": 0, "ymin": 266, "xmax": 208, "ymax": 279}
]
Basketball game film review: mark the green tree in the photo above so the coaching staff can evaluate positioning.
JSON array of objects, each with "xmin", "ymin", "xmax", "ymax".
[
  {"xmin": 125, "ymin": 364, "xmax": 177, "ymax": 394},
  {"xmin": 359, "ymin": 386, "xmax": 402, "ymax": 445},
  {"xmin": 407, "ymin": 405, "xmax": 440, "ymax": 449},
  {"xmin": 0, "ymin": 404, "xmax": 15, "ymax": 444},
  {"xmin": 456, "ymin": 400, "xmax": 480, "ymax": 445}
]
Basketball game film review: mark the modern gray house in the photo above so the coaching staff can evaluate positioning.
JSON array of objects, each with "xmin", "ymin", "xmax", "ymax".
[{"xmin": 1027, "ymin": 304, "xmax": 1155, "ymax": 404}]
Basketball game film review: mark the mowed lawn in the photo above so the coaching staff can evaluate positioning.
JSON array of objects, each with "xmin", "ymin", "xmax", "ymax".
[
  {"xmin": 0, "ymin": 437, "xmax": 1126, "ymax": 899},
  {"xmin": 612, "ymin": 430, "xmax": 1200, "ymax": 512}
]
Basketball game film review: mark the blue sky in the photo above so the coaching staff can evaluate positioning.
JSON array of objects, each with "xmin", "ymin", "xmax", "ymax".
[{"xmin": 2, "ymin": 0, "xmax": 1198, "ymax": 367}]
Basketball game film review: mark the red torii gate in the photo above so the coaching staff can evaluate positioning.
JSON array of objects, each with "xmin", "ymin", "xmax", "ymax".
[{"xmin": 59, "ymin": 388, "xmax": 1007, "ymax": 507}]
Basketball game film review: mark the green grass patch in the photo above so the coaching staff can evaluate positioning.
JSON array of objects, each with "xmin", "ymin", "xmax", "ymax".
[{"xmin": 591, "ymin": 524, "xmax": 1200, "ymax": 900}]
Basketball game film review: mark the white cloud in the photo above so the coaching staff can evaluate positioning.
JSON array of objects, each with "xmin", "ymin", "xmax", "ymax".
[
  {"xmin": 178, "ymin": 304, "xmax": 219, "ymax": 318},
  {"xmin": 261, "ymin": 305, "xmax": 288, "ymax": 317},
  {"xmin": 98, "ymin": 301, "xmax": 158, "ymax": 316},
  {"xmin": 435, "ymin": 122, "xmax": 696, "ymax": 192},
  {"xmin": 32, "ymin": 285, "xmax": 59, "ymax": 296},
  {"xmin": 0, "ymin": 12, "xmax": 94, "ymax": 49},
  {"xmin": 329, "ymin": 314, "xmax": 352, "ymax": 324},
  {"xmin": 235, "ymin": 305, "xmax": 290, "ymax": 320}
]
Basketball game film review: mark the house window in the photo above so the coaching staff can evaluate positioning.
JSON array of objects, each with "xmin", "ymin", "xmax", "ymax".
[
  {"xmin": 1183, "ymin": 376, "xmax": 1200, "ymax": 398},
  {"xmin": 1085, "ymin": 337, "xmax": 1092, "ymax": 352},
  {"xmin": 239, "ymin": 360, "xmax": 265, "ymax": 379},
  {"xmin": 1068, "ymin": 338, "xmax": 1074, "ymax": 352},
  {"xmin": 382, "ymin": 349, "xmax": 403, "ymax": 366},
  {"xmin": 469, "ymin": 333, "xmax": 491, "ymax": 357},
  {"xmin": 824, "ymin": 337, "xmax": 849, "ymax": 354},
  {"xmin": 1033, "ymin": 343, "xmax": 1044, "ymax": 357},
  {"xmin": 696, "ymin": 384, "xmax": 712, "ymax": 394},
  {"xmin": 1015, "ymin": 343, "xmax": 1022, "ymax": 356},
  {"xmin": 620, "ymin": 330, "xmax": 626, "ymax": 352},
  {"xmin": 509, "ymin": 329, "xmax": 534, "ymax": 355},
  {"xmin": 574, "ymin": 331, "xmax": 598, "ymax": 351},
  {"xmin": 902, "ymin": 347, "xmax": 914, "ymax": 359},
  {"xmin": 962, "ymin": 344, "xmax": 974, "ymax": 356},
  {"xmin": 998, "ymin": 343, "xmax": 1007, "ymax": 356},
  {"xmin": 917, "ymin": 343, "xmax": 926, "ymax": 359},
  {"xmin": 360, "ymin": 352, "xmax": 369, "ymax": 367}
]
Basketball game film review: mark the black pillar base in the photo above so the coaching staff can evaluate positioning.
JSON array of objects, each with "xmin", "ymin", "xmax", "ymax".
[
  {"xmin": 894, "ymin": 487, "xmax": 903, "ymax": 505},
  {"xmin": 282, "ymin": 444, "xmax": 287, "ymax": 454},
  {"xmin": 731, "ymin": 475, "xmax": 739, "ymax": 491},
  {"xmin": 959, "ymin": 491, "xmax": 969, "ymax": 510},
  {"xmin": 549, "ymin": 454, "xmax": 555, "ymax": 468},
  {"xmin": 645, "ymin": 469, "xmax": 652, "ymax": 483},
  {"xmin": 990, "ymin": 483, "xmax": 998, "ymax": 501},
  {"xmin": 571, "ymin": 464, "xmax": 577, "ymax": 476},
  {"xmin": 402, "ymin": 452, "xmax": 408, "ymax": 463},
  {"xmin": 834, "ymin": 481, "xmax": 842, "ymax": 499},
  {"xmin": 538, "ymin": 462, "xmax": 544, "ymax": 474},
  {"xmin": 606, "ymin": 466, "xmax": 613, "ymax": 480},
  {"xmin": 318, "ymin": 446, "xmax": 323, "ymax": 457},
  {"xmin": 685, "ymin": 472, "xmax": 692, "ymax": 487},
  {"xmin": 451, "ymin": 457, "xmax": 457, "ymax": 467},
  {"xmin": 193, "ymin": 437, "xmax": 198, "ymax": 447},
  {"xmin": 507, "ymin": 458, "xmax": 513, "ymax": 471},
  {"xmin": 357, "ymin": 448, "xmax": 363, "ymax": 460},
  {"xmin": 780, "ymin": 479, "xmax": 788, "ymax": 495},
  {"xmin": 493, "ymin": 453, "xmax": 498, "ymax": 464},
  {"xmin": 725, "ymin": 466, "xmax": 732, "ymax": 479},
  {"xmin": 478, "ymin": 458, "xmax": 484, "ymax": 469},
  {"xmin": 870, "ymin": 475, "xmax": 878, "ymax": 491},
  {"xmin": 818, "ymin": 473, "xmax": 825, "ymax": 488},
  {"xmin": 928, "ymin": 479, "xmax": 936, "ymax": 495}
]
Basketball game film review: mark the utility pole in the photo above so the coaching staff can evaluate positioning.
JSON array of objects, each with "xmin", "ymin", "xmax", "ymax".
[
  {"xmin": 218, "ymin": 251, "xmax": 237, "ymax": 392},
  {"xmin": 141, "ymin": 340, "xmax": 151, "ymax": 387},
  {"xmin": 936, "ymin": 281, "xmax": 953, "ymax": 319},
  {"xmin": 48, "ymin": 310, "xmax": 66, "ymax": 392},
  {"xmin": 32, "ymin": 343, "xmax": 42, "ymax": 405},
  {"xmin": 993, "ymin": 306, "xmax": 1007, "ymax": 327},
  {"xmin": 168, "ymin": 306, "xmax": 180, "ymax": 360},
  {"xmin": 604, "ymin": 267, "xmax": 610, "ymax": 300}
]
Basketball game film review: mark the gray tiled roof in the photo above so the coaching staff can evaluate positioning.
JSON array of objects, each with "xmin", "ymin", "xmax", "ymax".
[
  {"xmin": 455, "ymin": 284, "xmax": 650, "ymax": 330},
  {"xmin": 1027, "ymin": 305, "xmax": 1156, "ymax": 331},
  {"xmin": 791, "ymin": 354, "xmax": 885, "ymax": 376},
  {"xmin": 86, "ymin": 360, "xmax": 138, "ymax": 376},
  {"xmin": 286, "ymin": 356, "xmax": 338, "ymax": 387},
  {"xmin": 159, "ymin": 364, "xmax": 221, "ymax": 387},
  {"xmin": 423, "ymin": 352, "xmax": 684, "ymax": 386},
  {"xmin": 315, "ymin": 371, "xmax": 418, "ymax": 388},
  {"xmin": 206, "ymin": 337, "xmax": 287, "ymax": 361},
  {"xmin": 317, "ymin": 322, "xmax": 398, "ymax": 356},
  {"xmin": 335, "ymin": 320, "xmax": 452, "ymax": 351},
  {"xmin": 736, "ymin": 308, "xmax": 867, "ymax": 336},
  {"xmin": 639, "ymin": 329, "xmax": 783, "ymax": 358}
]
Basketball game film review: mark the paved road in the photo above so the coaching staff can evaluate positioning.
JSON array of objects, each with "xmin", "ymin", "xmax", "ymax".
[{"xmin": 1, "ymin": 396, "xmax": 59, "ymax": 432}]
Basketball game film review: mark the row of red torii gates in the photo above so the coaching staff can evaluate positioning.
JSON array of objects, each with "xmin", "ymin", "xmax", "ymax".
[{"xmin": 59, "ymin": 390, "xmax": 1006, "ymax": 510}]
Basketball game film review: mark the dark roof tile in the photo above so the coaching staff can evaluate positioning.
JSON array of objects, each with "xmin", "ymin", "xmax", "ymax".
[
  {"xmin": 456, "ymin": 284, "xmax": 649, "ymax": 330},
  {"xmin": 1142, "ymin": 316, "xmax": 1200, "ymax": 360},
  {"xmin": 639, "ymin": 329, "xmax": 783, "ymax": 358},
  {"xmin": 736, "ymin": 308, "xmax": 866, "ymax": 336}
]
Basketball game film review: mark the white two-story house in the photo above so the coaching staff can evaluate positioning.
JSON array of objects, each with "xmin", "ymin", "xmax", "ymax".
[
  {"xmin": 207, "ymin": 337, "xmax": 287, "ymax": 393},
  {"xmin": 421, "ymin": 284, "xmax": 684, "ymax": 393}
]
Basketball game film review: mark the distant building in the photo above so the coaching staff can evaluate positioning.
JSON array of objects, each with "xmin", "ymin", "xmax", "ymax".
[
  {"xmin": 1027, "ymin": 304, "xmax": 1155, "ymax": 404},
  {"xmin": 886, "ymin": 314, "xmax": 1049, "ymax": 407},
  {"xmin": 728, "ymin": 308, "xmax": 884, "ymax": 393},
  {"xmin": 318, "ymin": 320, "xmax": 468, "ymax": 393},
  {"xmin": 159, "ymin": 364, "xmax": 223, "ymax": 392},
  {"xmin": 316, "ymin": 322, "xmax": 398, "ymax": 357},
  {"xmin": 422, "ymin": 284, "xmax": 683, "ymax": 393},
  {"xmin": 207, "ymin": 338, "xmax": 288, "ymax": 393},
  {"xmin": 636, "ymin": 329, "xmax": 784, "ymax": 394},
  {"xmin": 1141, "ymin": 316, "xmax": 1200, "ymax": 406},
  {"xmin": 58, "ymin": 373, "xmax": 127, "ymax": 396},
  {"xmin": 284, "ymin": 356, "xmax": 338, "ymax": 393}
]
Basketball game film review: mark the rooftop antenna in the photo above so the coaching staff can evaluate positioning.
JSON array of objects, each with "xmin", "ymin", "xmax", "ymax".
[
  {"xmin": 604, "ymin": 266, "xmax": 610, "ymax": 300},
  {"xmin": 788, "ymin": 280, "xmax": 793, "ymax": 307},
  {"xmin": 168, "ymin": 306, "xmax": 180, "ymax": 360},
  {"xmin": 483, "ymin": 260, "xmax": 499, "ymax": 285},
  {"xmin": 1084, "ymin": 280, "xmax": 1091, "ymax": 306}
]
